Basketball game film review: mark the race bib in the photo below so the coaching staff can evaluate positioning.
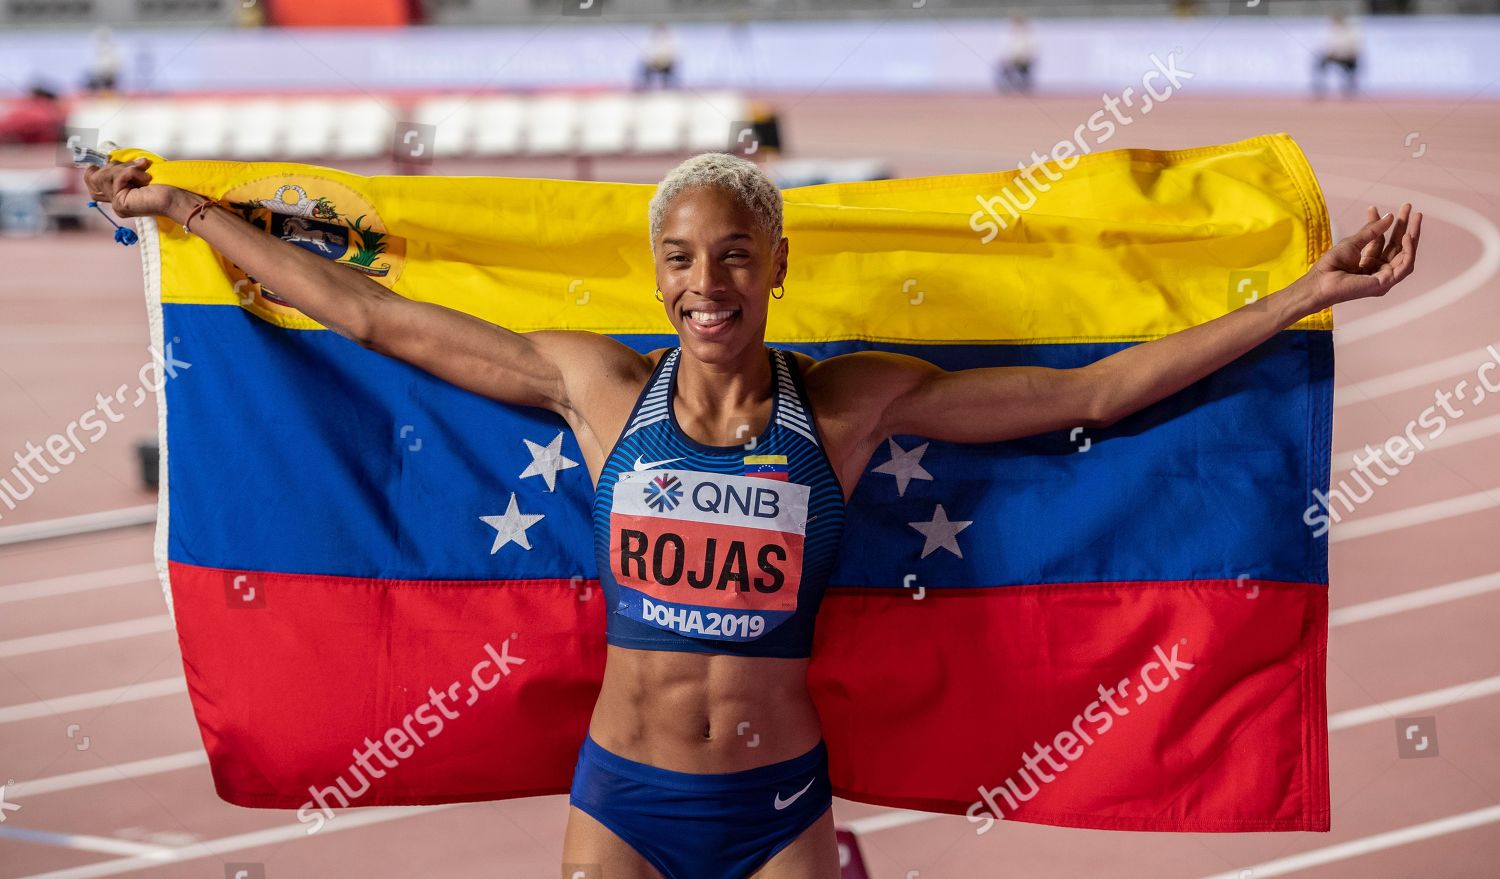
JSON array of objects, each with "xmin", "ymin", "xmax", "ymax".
[{"xmin": 609, "ymin": 468, "xmax": 810, "ymax": 641}]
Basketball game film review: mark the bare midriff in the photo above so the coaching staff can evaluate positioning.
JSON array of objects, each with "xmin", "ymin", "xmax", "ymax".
[{"xmin": 586, "ymin": 644, "xmax": 823, "ymax": 772}]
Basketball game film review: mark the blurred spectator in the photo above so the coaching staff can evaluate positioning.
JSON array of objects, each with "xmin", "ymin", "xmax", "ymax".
[
  {"xmin": 84, "ymin": 27, "xmax": 121, "ymax": 93},
  {"xmin": 996, "ymin": 13, "xmax": 1036, "ymax": 94},
  {"xmin": 133, "ymin": 42, "xmax": 156, "ymax": 93},
  {"xmin": 0, "ymin": 86, "xmax": 66, "ymax": 146},
  {"xmin": 1312, "ymin": 11, "xmax": 1361, "ymax": 99},
  {"xmin": 746, "ymin": 99, "xmax": 782, "ymax": 159},
  {"xmin": 638, "ymin": 23, "xmax": 678, "ymax": 90},
  {"xmin": 236, "ymin": 0, "xmax": 267, "ymax": 27}
]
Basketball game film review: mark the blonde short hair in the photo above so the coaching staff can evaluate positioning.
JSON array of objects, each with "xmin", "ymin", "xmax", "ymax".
[{"xmin": 648, "ymin": 152, "xmax": 783, "ymax": 250}]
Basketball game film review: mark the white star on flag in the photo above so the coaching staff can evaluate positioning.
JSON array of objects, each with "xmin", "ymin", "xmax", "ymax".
[
  {"xmin": 519, "ymin": 430, "xmax": 579, "ymax": 492},
  {"xmin": 872, "ymin": 438, "xmax": 933, "ymax": 496},
  {"xmin": 480, "ymin": 492, "xmax": 545, "ymax": 553},
  {"xmin": 909, "ymin": 503, "xmax": 972, "ymax": 559}
]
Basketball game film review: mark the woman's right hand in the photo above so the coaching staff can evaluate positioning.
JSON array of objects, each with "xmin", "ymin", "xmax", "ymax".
[{"xmin": 81, "ymin": 156, "xmax": 184, "ymax": 219}]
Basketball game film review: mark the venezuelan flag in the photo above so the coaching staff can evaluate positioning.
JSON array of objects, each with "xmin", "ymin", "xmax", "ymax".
[
  {"xmin": 121, "ymin": 133, "xmax": 1331, "ymax": 831},
  {"xmin": 743, "ymin": 454, "xmax": 790, "ymax": 481}
]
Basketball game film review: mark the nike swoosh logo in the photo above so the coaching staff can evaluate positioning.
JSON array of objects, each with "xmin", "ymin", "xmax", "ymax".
[
  {"xmin": 773, "ymin": 777, "xmax": 816, "ymax": 810},
  {"xmin": 633, "ymin": 454, "xmax": 687, "ymax": 471}
]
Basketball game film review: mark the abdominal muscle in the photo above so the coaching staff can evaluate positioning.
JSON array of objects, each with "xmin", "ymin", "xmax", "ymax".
[
  {"xmin": 586, "ymin": 644, "xmax": 824, "ymax": 772},
  {"xmin": 573, "ymin": 348, "xmax": 828, "ymax": 773}
]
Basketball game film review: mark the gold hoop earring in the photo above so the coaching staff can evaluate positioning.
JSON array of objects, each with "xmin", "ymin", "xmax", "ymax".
[
  {"xmin": 771, "ymin": 285, "xmax": 786, "ymax": 300},
  {"xmin": 654, "ymin": 289, "xmax": 664, "ymax": 302}
]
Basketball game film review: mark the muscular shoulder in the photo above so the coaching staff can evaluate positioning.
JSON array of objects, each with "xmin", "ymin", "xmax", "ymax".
[
  {"xmin": 790, "ymin": 349, "xmax": 935, "ymax": 426},
  {"xmin": 528, "ymin": 334, "xmax": 668, "ymax": 482},
  {"xmin": 523, "ymin": 330, "xmax": 654, "ymax": 431},
  {"xmin": 522, "ymin": 332, "xmax": 651, "ymax": 402},
  {"xmin": 787, "ymin": 349, "xmax": 940, "ymax": 495}
]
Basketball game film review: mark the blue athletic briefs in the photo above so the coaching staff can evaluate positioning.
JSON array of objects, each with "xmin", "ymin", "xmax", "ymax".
[
  {"xmin": 569, "ymin": 732, "xmax": 833, "ymax": 879},
  {"xmin": 591, "ymin": 346, "xmax": 847, "ymax": 658}
]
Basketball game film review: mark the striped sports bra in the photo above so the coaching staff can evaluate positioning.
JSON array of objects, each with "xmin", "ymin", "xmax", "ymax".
[{"xmin": 591, "ymin": 346, "xmax": 847, "ymax": 658}]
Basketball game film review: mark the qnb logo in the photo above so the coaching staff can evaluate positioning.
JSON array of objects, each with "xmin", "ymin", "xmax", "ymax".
[{"xmin": 644, "ymin": 473, "xmax": 683, "ymax": 512}]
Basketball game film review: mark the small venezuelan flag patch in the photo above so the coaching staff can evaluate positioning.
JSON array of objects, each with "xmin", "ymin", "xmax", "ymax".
[{"xmin": 743, "ymin": 454, "xmax": 789, "ymax": 480}]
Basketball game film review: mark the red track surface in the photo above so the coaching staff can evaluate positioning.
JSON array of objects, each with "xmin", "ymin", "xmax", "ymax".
[{"xmin": 1, "ymin": 92, "xmax": 1497, "ymax": 878}]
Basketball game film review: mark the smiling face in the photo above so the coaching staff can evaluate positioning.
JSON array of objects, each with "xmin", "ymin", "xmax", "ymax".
[{"xmin": 654, "ymin": 185, "xmax": 787, "ymax": 365}]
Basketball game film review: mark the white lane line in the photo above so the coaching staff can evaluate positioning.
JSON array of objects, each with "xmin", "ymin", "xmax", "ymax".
[
  {"xmin": 845, "ymin": 675, "xmax": 1500, "ymax": 838},
  {"xmin": 0, "ymin": 827, "xmax": 174, "ymax": 859},
  {"xmin": 11, "ymin": 675, "xmax": 1494, "ymax": 867},
  {"xmin": 1330, "ymin": 570, "xmax": 1500, "ymax": 627},
  {"xmin": 1330, "ymin": 488, "xmax": 1500, "ymax": 542},
  {"xmin": 0, "ymin": 506, "xmax": 156, "ymax": 548},
  {"xmin": 0, "ymin": 678, "xmax": 185, "ymax": 725},
  {"xmin": 0, "ymin": 616, "xmax": 173, "ymax": 659},
  {"xmin": 17, "ymin": 805, "xmax": 463, "ymax": 879},
  {"xmin": 1335, "ymin": 344, "xmax": 1500, "ymax": 409},
  {"xmin": 1319, "ymin": 177, "xmax": 1500, "ymax": 345},
  {"xmin": 1333, "ymin": 412, "xmax": 1500, "ymax": 471},
  {"xmin": 8, "ymin": 752, "xmax": 208, "ymax": 798},
  {"xmin": 1328, "ymin": 674, "xmax": 1500, "ymax": 731},
  {"xmin": 843, "ymin": 808, "xmax": 935, "ymax": 835},
  {"xmin": 1195, "ymin": 805, "xmax": 1500, "ymax": 879},
  {"xmin": 0, "ymin": 564, "xmax": 158, "ymax": 605}
]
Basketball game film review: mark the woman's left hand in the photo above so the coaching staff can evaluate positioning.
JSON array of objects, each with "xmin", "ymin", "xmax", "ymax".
[{"xmin": 1301, "ymin": 202, "xmax": 1422, "ymax": 311}]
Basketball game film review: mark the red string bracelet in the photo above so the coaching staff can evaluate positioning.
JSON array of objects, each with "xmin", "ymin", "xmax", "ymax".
[{"xmin": 183, "ymin": 198, "xmax": 216, "ymax": 236}]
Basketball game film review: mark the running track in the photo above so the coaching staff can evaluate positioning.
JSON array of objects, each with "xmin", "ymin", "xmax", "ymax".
[{"xmin": 1, "ymin": 93, "xmax": 1496, "ymax": 877}]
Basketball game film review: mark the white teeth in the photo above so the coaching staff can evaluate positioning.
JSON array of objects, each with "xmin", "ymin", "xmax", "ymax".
[{"xmin": 688, "ymin": 309, "xmax": 737, "ymax": 326}]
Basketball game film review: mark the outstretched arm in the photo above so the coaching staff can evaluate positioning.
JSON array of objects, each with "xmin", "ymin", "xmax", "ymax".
[
  {"xmin": 83, "ymin": 156, "xmax": 644, "ymax": 419},
  {"xmin": 862, "ymin": 204, "xmax": 1421, "ymax": 445},
  {"xmin": 1085, "ymin": 203, "xmax": 1420, "ymax": 427}
]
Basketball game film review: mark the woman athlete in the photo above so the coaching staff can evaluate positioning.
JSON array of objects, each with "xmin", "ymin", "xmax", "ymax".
[{"xmin": 86, "ymin": 152, "xmax": 1420, "ymax": 879}]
